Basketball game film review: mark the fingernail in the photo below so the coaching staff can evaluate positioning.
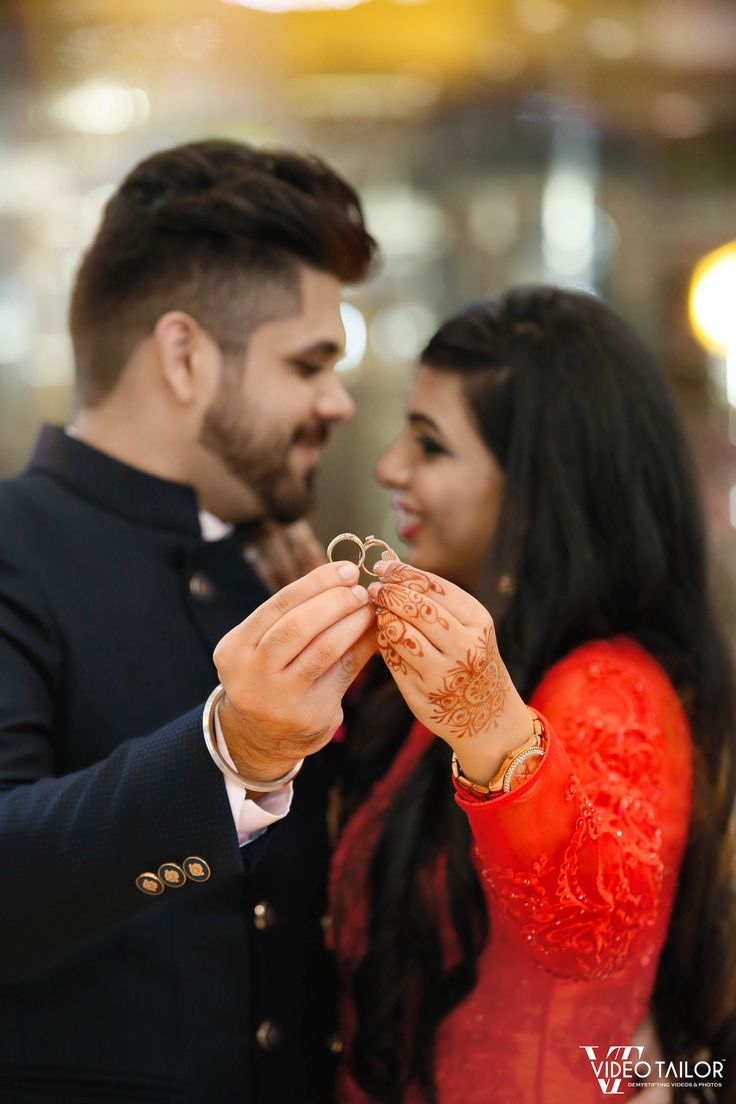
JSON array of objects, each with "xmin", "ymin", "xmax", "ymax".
[
  {"xmin": 338, "ymin": 562, "xmax": 359, "ymax": 581},
  {"xmin": 352, "ymin": 584, "xmax": 369, "ymax": 601},
  {"xmin": 366, "ymin": 582, "xmax": 382, "ymax": 598}
]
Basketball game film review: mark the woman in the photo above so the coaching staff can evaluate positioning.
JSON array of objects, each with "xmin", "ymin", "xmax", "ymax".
[{"xmin": 329, "ymin": 286, "xmax": 736, "ymax": 1103}]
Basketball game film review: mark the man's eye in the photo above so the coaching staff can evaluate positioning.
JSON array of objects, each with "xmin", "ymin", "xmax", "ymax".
[
  {"xmin": 416, "ymin": 435, "xmax": 446, "ymax": 457},
  {"xmin": 293, "ymin": 360, "xmax": 322, "ymax": 378}
]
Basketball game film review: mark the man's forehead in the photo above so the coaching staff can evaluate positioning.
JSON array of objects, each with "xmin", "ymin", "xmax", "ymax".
[{"xmin": 255, "ymin": 300, "xmax": 345, "ymax": 355}]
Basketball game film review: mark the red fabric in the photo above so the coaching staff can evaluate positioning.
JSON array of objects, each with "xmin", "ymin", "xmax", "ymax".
[{"xmin": 328, "ymin": 637, "xmax": 692, "ymax": 1103}]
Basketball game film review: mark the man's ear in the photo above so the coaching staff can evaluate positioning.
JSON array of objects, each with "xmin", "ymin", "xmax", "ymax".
[{"xmin": 153, "ymin": 311, "xmax": 219, "ymax": 405}]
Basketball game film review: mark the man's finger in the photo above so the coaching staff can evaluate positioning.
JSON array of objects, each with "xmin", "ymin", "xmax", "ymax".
[
  {"xmin": 230, "ymin": 560, "xmax": 362, "ymax": 645},
  {"xmin": 289, "ymin": 603, "xmax": 376, "ymax": 685},
  {"xmin": 260, "ymin": 584, "xmax": 371, "ymax": 667},
  {"xmin": 314, "ymin": 619, "xmax": 378, "ymax": 698}
]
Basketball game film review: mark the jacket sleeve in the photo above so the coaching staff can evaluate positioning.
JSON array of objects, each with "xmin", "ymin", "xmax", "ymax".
[
  {"xmin": 0, "ymin": 549, "xmax": 249, "ymax": 984},
  {"xmin": 454, "ymin": 639, "xmax": 692, "ymax": 981}
]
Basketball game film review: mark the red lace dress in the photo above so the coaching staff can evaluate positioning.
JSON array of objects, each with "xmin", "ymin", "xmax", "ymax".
[{"xmin": 328, "ymin": 638, "xmax": 692, "ymax": 1103}]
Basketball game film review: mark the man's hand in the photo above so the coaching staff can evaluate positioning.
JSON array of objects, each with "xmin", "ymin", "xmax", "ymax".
[
  {"xmin": 368, "ymin": 560, "xmax": 531, "ymax": 786},
  {"xmin": 213, "ymin": 561, "xmax": 376, "ymax": 783},
  {"xmin": 243, "ymin": 520, "xmax": 327, "ymax": 593}
]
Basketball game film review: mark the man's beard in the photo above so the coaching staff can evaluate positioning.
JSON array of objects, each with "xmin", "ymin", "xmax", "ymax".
[{"xmin": 199, "ymin": 395, "xmax": 326, "ymax": 524}]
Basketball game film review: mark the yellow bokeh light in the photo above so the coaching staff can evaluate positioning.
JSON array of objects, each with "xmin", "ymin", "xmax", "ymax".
[{"xmin": 689, "ymin": 241, "xmax": 736, "ymax": 355}]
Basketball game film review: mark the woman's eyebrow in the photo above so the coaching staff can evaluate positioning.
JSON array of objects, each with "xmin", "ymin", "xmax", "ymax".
[{"xmin": 407, "ymin": 411, "xmax": 442, "ymax": 433}]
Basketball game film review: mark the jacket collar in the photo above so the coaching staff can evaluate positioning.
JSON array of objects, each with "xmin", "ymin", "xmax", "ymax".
[{"xmin": 27, "ymin": 424, "xmax": 202, "ymax": 537}]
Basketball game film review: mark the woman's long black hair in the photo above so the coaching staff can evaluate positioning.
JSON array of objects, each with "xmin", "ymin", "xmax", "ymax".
[{"xmin": 340, "ymin": 286, "xmax": 736, "ymax": 1102}]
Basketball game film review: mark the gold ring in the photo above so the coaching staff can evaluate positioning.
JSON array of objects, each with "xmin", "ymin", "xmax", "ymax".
[
  {"xmin": 326, "ymin": 532, "xmax": 365, "ymax": 571},
  {"xmin": 362, "ymin": 535, "xmax": 397, "ymax": 577}
]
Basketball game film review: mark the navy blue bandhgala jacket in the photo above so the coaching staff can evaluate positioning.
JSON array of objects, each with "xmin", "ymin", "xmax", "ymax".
[{"xmin": 0, "ymin": 425, "xmax": 338, "ymax": 1103}]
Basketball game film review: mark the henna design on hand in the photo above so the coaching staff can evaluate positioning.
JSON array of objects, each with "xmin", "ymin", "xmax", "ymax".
[
  {"xmin": 427, "ymin": 625, "xmax": 510, "ymax": 739},
  {"xmin": 376, "ymin": 608, "xmax": 424, "ymax": 676},
  {"xmin": 372, "ymin": 567, "xmax": 447, "ymax": 676},
  {"xmin": 377, "ymin": 562, "xmax": 445, "ymax": 596},
  {"xmin": 370, "ymin": 583, "xmax": 450, "ymax": 634}
]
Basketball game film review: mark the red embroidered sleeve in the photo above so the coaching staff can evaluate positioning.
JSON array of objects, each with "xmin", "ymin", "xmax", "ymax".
[{"xmin": 454, "ymin": 638, "xmax": 692, "ymax": 981}]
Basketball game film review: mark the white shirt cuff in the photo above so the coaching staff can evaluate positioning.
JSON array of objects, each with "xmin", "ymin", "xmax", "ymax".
[{"xmin": 214, "ymin": 708, "xmax": 294, "ymax": 846}]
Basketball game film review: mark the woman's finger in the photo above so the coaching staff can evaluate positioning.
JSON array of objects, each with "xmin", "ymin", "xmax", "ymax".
[
  {"xmin": 373, "ymin": 560, "xmax": 484, "ymax": 627},
  {"xmin": 375, "ymin": 608, "xmax": 438, "ymax": 673},
  {"xmin": 368, "ymin": 581, "xmax": 461, "ymax": 654}
]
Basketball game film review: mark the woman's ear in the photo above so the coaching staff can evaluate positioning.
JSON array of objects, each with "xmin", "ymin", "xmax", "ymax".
[{"xmin": 153, "ymin": 311, "xmax": 220, "ymax": 406}]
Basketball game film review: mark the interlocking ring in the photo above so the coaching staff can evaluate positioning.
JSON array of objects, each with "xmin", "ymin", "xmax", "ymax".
[
  {"xmin": 362, "ymin": 535, "xmax": 398, "ymax": 577},
  {"xmin": 326, "ymin": 532, "xmax": 365, "ymax": 571},
  {"xmin": 327, "ymin": 532, "xmax": 399, "ymax": 577}
]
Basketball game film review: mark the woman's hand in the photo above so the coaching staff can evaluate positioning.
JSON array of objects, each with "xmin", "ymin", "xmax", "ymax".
[{"xmin": 368, "ymin": 560, "xmax": 532, "ymax": 785}]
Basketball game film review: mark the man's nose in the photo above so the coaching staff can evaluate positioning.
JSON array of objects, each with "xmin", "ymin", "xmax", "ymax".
[{"xmin": 316, "ymin": 376, "xmax": 356, "ymax": 423}]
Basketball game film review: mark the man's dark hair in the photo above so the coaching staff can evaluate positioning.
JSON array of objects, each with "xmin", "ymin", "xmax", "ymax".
[{"xmin": 69, "ymin": 139, "xmax": 377, "ymax": 406}]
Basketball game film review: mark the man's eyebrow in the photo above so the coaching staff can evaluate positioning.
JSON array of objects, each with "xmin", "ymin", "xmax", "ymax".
[
  {"xmin": 290, "ymin": 340, "xmax": 343, "ymax": 359},
  {"xmin": 408, "ymin": 411, "xmax": 442, "ymax": 433}
]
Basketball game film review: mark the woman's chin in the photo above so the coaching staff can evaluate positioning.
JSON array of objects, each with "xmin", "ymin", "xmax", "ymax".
[{"xmin": 404, "ymin": 542, "xmax": 446, "ymax": 578}]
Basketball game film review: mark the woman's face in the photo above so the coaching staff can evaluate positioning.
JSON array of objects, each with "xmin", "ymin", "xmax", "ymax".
[{"xmin": 376, "ymin": 365, "xmax": 504, "ymax": 592}]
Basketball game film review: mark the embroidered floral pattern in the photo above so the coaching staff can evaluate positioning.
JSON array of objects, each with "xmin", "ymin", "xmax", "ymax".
[
  {"xmin": 330, "ymin": 638, "xmax": 692, "ymax": 1103},
  {"xmin": 484, "ymin": 650, "xmax": 667, "ymax": 980}
]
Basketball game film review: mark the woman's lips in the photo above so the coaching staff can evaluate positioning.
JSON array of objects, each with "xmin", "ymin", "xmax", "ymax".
[
  {"xmin": 398, "ymin": 519, "xmax": 423, "ymax": 541},
  {"xmin": 394, "ymin": 502, "xmax": 424, "ymax": 541}
]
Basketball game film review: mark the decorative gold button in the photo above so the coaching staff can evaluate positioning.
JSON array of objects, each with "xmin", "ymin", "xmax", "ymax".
[
  {"xmin": 189, "ymin": 572, "xmax": 216, "ymax": 603},
  {"xmin": 319, "ymin": 913, "xmax": 332, "ymax": 933},
  {"xmin": 158, "ymin": 862, "xmax": 187, "ymax": 888},
  {"xmin": 183, "ymin": 856, "xmax": 211, "ymax": 883},
  {"xmin": 136, "ymin": 872, "xmax": 164, "ymax": 896},
  {"xmin": 326, "ymin": 1032, "xmax": 344, "ymax": 1055},
  {"xmin": 255, "ymin": 1019, "xmax": 282, "ymax": 1052},
  {"xmin": 253, "ymin": 900, "xmax": 276, "ymax": 931}
]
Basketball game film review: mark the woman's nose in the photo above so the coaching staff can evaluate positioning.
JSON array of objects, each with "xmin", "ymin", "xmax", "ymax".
[{"xmin": 375, "ymin": 437, "xmax": 409, "ymax": 488}]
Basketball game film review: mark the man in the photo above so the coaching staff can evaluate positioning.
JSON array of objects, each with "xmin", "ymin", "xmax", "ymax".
[{"xmin": 0, "ymin": 140, "xmax": 377, "ymax": 1102}]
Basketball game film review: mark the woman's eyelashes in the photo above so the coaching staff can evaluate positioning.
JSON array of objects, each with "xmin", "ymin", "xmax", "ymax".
[{"xmin": 415, "ymin": 433, "xmax": 448, "ymax": 458}]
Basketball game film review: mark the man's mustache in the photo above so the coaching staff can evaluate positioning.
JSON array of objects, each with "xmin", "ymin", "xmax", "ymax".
[{"xmin": 292, "ymin": 423, "xmax": 330, "ymax": 448}]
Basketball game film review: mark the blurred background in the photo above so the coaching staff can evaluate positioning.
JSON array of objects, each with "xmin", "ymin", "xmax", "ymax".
[{"xmin": 1, "ymin": 0, "xmax": 735, "ymax": 632}]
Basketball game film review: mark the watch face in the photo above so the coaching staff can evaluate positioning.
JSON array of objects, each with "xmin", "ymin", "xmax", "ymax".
[{"xmin": 504, "ymin": 747, "xmax": 545, "ymax": 794}]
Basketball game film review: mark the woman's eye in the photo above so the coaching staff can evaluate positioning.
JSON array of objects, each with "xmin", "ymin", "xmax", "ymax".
[{"xmin": 416, "ymin": 435, "xmax": 446, "ymax": 457}]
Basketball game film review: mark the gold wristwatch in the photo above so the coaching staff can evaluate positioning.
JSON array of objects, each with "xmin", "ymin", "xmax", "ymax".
[{"xmin": 451, "ymin": 710, "xmax": 545, "ymax": 798}]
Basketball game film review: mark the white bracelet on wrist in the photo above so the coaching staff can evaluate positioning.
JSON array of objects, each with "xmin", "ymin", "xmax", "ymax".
[{"xmin": 202, "ymin": 684, "xmax": 304, "ymax": 793}]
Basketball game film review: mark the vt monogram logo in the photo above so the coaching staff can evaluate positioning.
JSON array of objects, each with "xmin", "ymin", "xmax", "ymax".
[{"xmin": 580, "ymin": 1045, "xmax": 646, "ymax": 1095}]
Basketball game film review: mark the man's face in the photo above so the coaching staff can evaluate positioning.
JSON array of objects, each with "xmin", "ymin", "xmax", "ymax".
[{"xmin": 198, "ymin": 264, "xmax": 354, "ymax": 524}]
